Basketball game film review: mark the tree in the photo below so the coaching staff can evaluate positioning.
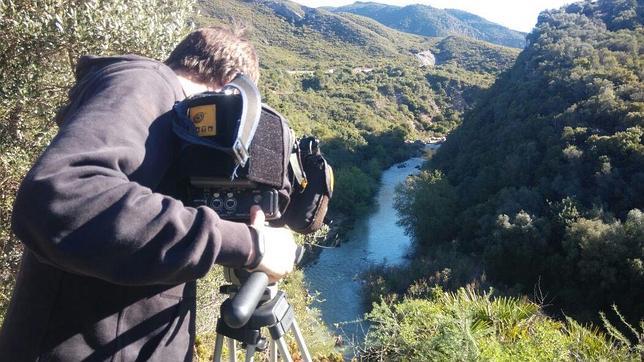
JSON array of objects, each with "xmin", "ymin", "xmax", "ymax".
[
  {"xmin": 395, "ymin": 170, "xmax": 458, "ymax": 246},
  {"xmin": 0, "ymin": 0, "xmax": 195, "ymax": 321}
]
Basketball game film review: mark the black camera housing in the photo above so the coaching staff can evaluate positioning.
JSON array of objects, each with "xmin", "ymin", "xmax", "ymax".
[
  {"xmin": 172, "ymin": 81, "xmax": 330, "ymax": 232},
  {"xmin": 187, "ymin": 177, "xmax": 281, "ymax": 221}
]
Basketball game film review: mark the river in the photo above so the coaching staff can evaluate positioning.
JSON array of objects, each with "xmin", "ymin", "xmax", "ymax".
[{"xmin": 303, "ymin": 144, "xmax": 438, "ymax": 342}]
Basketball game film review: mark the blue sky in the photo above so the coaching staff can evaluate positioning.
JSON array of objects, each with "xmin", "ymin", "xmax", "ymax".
[{"xmin": 289, "ymin": 0, "xmax": 575, "ymax": 32}]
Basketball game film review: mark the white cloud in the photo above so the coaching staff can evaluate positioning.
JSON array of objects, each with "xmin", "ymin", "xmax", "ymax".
[{"xmin": 290, "ymin": 0, "xmax": 575, "ymax": 32}]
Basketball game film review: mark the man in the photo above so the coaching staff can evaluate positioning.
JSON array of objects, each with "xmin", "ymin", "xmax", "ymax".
[{"xmin": 0, "ymin": 26, "xmax": 297, "ymax": 361}]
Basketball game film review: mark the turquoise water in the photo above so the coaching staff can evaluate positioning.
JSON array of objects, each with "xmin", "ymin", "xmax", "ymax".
[{"xmin": 303, "ymin": 146, "xmax": 436, "ymax": 341}]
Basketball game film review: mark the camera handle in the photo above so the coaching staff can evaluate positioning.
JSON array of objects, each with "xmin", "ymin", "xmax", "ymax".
[
  {"xmin": 213, "ymin": 247, "xmax": 310, "ymax": 362},
  {"xmin": 221, "ymin": 246, "xmax": 304, "ymax": 328},
  {"xmin": 221, "ymin": 272, "xmax": 269, "ymax": 328}
]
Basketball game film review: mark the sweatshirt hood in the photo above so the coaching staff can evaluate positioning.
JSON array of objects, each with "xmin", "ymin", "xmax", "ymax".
[
  {"xmin": 55, "ymin": 55, "xmax": 174, "ymax": 126},
  {"xmin": 73, "ymin": 55, "xmax": 151, "ymax": 81}
]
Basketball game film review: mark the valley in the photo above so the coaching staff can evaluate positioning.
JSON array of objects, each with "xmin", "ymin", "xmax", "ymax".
[{"xmin": 1, "ymin": 0, "xmax": 641, "ymax": 360}]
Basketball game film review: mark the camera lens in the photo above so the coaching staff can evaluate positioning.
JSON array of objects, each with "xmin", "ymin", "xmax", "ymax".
[{"xmin": 224, "ymin": 198, "xmax": 237, "ymax": 210}]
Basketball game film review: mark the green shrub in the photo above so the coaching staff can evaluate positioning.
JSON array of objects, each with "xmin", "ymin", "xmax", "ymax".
[{"xmin": 363, "ymin": 287, "xmax": 642, "ymax": 361}]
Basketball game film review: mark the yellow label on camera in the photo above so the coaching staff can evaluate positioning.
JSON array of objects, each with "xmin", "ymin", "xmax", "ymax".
[{"xmin": 189, "ymin": 104, "xmax": 217, "ymax": 137}]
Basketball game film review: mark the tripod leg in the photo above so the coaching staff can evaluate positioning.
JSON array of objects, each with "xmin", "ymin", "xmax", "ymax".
[
  {"xmin": 213, "ymin": 334, "xmax": 225, "ymax": 362},
  {"xmin": 227, "ymin": 338, "xmax": 237, "ymax": 362},
  {"xmin": 269, "ymin": 340, "xmax": 278, "ymax": 362},
  {"xmin": 244, "ymin": 344, "xmax": 256, "ymax": 362},
  {"xmin": 290, "ymin": 320, "xmax": 313, "ymax": 362},
  {"xmin": 275, "ymin": 337, "xmax": 294, "ymax": 362}
]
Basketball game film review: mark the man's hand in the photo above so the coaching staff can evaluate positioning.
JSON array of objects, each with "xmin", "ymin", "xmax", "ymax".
[{"xmin": 249, "ymin": 206, "xmax": 297, "ymax": 283}]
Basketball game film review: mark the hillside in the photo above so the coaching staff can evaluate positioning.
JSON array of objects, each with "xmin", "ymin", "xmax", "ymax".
[
  {"xmin": 392, "ymin": 0, "xmax": 643, "ymax": 323},
  {"xmin": 197, "ymin": 0, "xmax": 520, "ymax": 217},
  {"xmin": 331, "ymin": 1, "xmax": 527, "ymax": 48},
  {"xmin": 200, "ymin": 0, "xmax": 430, "ymax": 68}
]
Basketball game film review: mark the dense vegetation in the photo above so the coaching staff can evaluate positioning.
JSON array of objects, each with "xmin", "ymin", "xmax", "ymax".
[
  {"xmin": 377, "ymin": 0, "xmax": 643, "ymax": 340},
  {"xmin": 363, "ymin": 287, "xmax": 643, "ymax": 361},
  {"xmin": 330, "ymin": 2, "xmax": 527, "ymax": 48}
]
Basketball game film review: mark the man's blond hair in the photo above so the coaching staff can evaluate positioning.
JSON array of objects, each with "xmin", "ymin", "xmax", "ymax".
[{"xmin": 165, "ymin": 26, "xmax": 259, "ymax": 85}]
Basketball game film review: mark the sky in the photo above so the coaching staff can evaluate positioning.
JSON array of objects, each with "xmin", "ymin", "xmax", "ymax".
[{"xmin": 289, "ymin": 0, "xmax": 575, "ymax": 33}]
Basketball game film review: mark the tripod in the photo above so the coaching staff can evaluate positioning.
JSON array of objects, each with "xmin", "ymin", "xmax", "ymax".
[{"xmin": 213, "ymin": 268, "xmax": 312, "ymax": 362}]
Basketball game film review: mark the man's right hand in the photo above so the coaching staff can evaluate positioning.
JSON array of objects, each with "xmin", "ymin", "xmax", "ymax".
[{"xmin": 248, "ymin": 206, "xmax": 297, "ymax": 283}]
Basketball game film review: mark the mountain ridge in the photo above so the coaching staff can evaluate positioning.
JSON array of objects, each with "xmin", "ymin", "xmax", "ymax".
[
  {"xmin": 219, "ymin": 0, "xmax": 520, "ymax": 70},
  {"xmin": 330, "ymin": 1, "xmax": 527, "ymax": 48}
]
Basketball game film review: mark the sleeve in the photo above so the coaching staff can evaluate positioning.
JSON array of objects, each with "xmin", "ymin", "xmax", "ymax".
[{"xmin": 10, "ymin": 65, "xmax": 255, "ymax": 286}]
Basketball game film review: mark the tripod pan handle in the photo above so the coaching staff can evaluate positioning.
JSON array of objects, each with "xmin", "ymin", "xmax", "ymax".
[{"xmin": 221, "ymin": 271, "xmax": 269, "ymax": 328}]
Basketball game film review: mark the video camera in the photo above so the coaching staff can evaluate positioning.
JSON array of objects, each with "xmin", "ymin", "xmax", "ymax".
[
  {"xmin": 173, "ymin": 76, "xmax": 330, "ymax": 359},
  {"xmin": 172, "ymin": 75, "xmax": 333, "ymax": 234}
]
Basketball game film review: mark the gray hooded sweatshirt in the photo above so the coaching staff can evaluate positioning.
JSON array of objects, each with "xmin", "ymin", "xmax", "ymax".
[{"xmin": 0, "ymin": 55, "xmax": 256, "ymax": 361}]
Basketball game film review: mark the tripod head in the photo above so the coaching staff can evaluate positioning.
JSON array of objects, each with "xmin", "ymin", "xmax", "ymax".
[{"xmin": 220, "ymin": 246, "xmax": 305, "ymax": 328}]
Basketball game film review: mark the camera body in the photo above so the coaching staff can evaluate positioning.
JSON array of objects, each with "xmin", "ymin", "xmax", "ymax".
[
  {"xmin": 186, "ymin": 177, "xmax": 281, "ymax": 221},
  {"xmin": 173, "ymin": 75, "xmax": 332, "ymax": 233}
]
